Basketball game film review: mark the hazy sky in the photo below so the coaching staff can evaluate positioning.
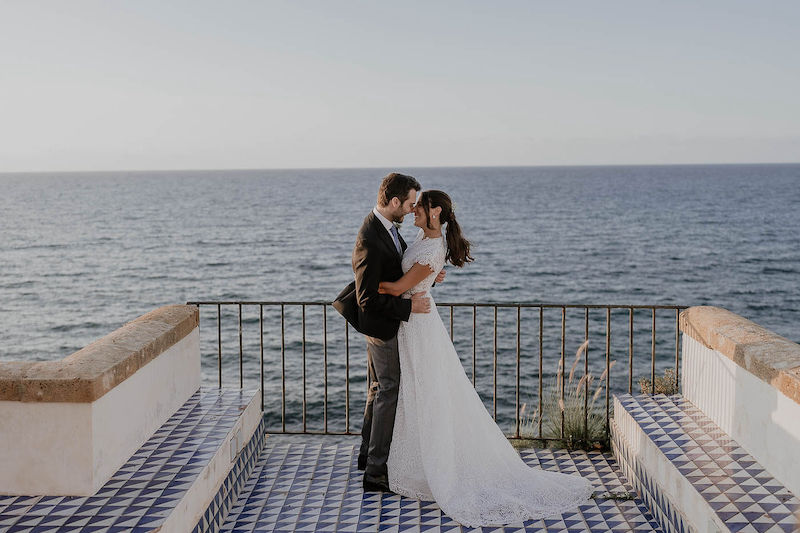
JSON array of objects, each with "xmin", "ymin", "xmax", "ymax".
[{"xmin": 2, "ymin": 1, "xmax": 799, "ymax": 171}]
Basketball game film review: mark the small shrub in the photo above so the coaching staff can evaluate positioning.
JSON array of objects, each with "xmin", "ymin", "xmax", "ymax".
[
  {"xmin": 638, "ymin": 368, "xmax": 678, "ymax": 395},
  {"xmin": 520, "ymin": 341, "xmax": 613, "ymax": 450}
]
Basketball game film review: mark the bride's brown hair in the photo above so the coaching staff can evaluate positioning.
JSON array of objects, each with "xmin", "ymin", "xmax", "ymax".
[{"xmin": 419, "ymin": 190, "xmax": 473, "ymax": 268}]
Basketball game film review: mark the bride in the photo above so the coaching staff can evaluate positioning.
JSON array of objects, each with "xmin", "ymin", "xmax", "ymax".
[{"xmin": 377, "ymin": 190, "xmax": 595, "ymax": 527}]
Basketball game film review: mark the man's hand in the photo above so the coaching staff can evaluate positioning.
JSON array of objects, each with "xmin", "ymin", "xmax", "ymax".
[
  {"xmin": 410, "ymin": 292, "xmax": 431, "ymax": 314},
  {"xmin": 434, "ymin": 269, "xmax": 446, "ymax": 284}
]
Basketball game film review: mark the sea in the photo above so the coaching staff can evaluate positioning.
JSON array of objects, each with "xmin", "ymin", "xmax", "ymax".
[{"xmin": 2, "ymin": 164, "xmax": 799, "ymax": 434}]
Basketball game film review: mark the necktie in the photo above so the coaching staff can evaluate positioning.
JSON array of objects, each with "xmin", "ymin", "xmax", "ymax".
[{"xmin": 390, "ymin": 225, "xmax": 402, "ymax": 255}]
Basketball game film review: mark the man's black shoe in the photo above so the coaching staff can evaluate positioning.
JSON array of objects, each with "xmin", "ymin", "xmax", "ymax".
[
  {"xmin": 363, "ymin": 473, "xmax": 391, "ymax": 492},
  {"xmin": 357, "ymin": 454, "xmax": 367, "ymax": 471}
]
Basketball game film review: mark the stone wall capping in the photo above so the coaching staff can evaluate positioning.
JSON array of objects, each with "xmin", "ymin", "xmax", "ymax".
[
  {"xmin": 680, "ymin": 305, "xmax": 800, "ymax": 405},
  {"xmin": 0, "ymin": 304, "xmax": 198, "ymax": 403}
]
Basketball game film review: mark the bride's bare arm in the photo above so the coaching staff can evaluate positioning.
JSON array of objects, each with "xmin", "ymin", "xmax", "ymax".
[{"xmin": 378, "ymin": 263, "xmax": 435, "ymax": 296}]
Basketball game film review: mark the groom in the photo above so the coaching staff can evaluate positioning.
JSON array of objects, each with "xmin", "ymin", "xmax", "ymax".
[{"xmin": 334, "ymin": 172, "xmax": 441, "ymax": 492}]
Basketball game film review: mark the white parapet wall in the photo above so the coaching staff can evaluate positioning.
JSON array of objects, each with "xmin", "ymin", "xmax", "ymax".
[
  {"xmin": 0, "ymin": 305, "xmax": 201, "ymax": 496},
  {"xmin": 680, "ymin": 306, "xmax": 800, "ymax": 499}
]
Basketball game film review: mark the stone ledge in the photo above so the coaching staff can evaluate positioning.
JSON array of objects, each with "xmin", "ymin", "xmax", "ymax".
[
  {"xmin": 680, "ymin": 305, "xmax": 800, "ymax": 405},
  {"xmin": 0, "ymin": 305, "xmax": 198, "ymax": 403}
]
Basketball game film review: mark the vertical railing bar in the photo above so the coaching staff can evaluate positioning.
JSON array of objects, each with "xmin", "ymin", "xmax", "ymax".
[
  {"xmin": 302, "ymin": 304, "xmax": 307, "ymax": 433},
  {"xmin": 323, "ymin": 304, "xmax": 328, "ymax": 434},
  {"xmin": 515, "ymin": 306, "xmax": 521, "ymax": 439},
  {"xmin": 238, "ymin": 304, "xmax": 243, "ymax": 389},
  {"xmin": 493, "ymin": 306, "xmax": 498, "ymax": 421},
  {"xmin": 450, "ymin": 305, "xmax": 454, "ymax": 340},
  {"xmin": 606, "ymin": 307, "xmax": 611, "ymax": 441},
  {"xmin": 651, "ymin": 308, "xmax": 656, "ymax": 395},
  {"xmin": 560, "ymin": 306, "xmax": 566, "ymax": 439},
  {"xmin": 538, "ymin": 306, "xmax": 543, "ymax": 440},
  {"xmin": 629, "ymin": 308, "xmax": 634, "ymax": 394},
  {"xmin": 345, "ymin": 321, "xmax": 350, "ymax": 434},
  {"xmin": 217, "ymin": 304, "xmax": 222, "ymax": 389},
  {"xmin": 281, "ymin": 304, "xmax": 285, "ymax": 432},
  {"xmin": 584, "ymin": 307, "xmax": 589, "ymax": 438},
  {"xmin": 472, "ymin": 305, "xmax": 477, "ymax": 386},
  {"xmin": 675, "ymin": 308, "xmax": 680, "ymax": 392},
  {"xmin": 259, "ymin": 304, "xmax": 264, "ymax": 412}
]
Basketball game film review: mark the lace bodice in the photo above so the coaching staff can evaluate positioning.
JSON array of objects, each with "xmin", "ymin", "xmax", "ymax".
[{"xmin": 400, "ymin": 230, "xmax": 446, "ymax": 297}]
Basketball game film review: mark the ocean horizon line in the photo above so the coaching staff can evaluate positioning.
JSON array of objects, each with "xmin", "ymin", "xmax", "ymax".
[{"xmin": 2, "ymin": 161, "xmax": 800, "ymax": 176}]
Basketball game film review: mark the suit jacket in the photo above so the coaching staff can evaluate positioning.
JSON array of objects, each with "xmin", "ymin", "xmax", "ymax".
[{"xmin": 333, "ymin": 211, "xmax": 412, "ymax": 341}]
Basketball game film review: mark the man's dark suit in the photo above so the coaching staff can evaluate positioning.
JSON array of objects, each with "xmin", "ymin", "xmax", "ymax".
[{"xmin": 333, "ymin": 211, "xmax": 411, "ymax": 480}]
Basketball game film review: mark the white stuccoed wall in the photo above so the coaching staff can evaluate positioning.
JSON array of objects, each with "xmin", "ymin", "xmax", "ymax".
[
  {"xmin": 92, "ymin": 328, "xmax": 201, "ymax": 489},
  {"xmin": 682, "ymin": 334, "xmax": 800, "ymax": 498},
  {"xmin": 0, "ymin": 328, "xmax": 200, "ymax": 496},
  {"xmin": 0, "ymin": 401, "xmax": 94, "ymax": 494}
]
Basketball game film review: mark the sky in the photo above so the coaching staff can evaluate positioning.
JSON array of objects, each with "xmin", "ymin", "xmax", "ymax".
[{"xmin": 1, "ymin": 1, "xmax": 799, "ymax": 172}]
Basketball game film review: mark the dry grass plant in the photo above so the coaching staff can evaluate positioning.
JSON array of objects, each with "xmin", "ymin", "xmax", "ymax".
[
  {"xmin": 519, "ymin": 340, "xmax": 614, "ymax": 450},
  {"xmin": 638, "ymin": 368, "xmax": 679, "ymax": 395}
]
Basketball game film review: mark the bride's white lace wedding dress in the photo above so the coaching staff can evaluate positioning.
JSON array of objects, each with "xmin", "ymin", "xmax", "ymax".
[{"xmin": 387, "ymin": 231, "xmax": 595, "ymax": 527}]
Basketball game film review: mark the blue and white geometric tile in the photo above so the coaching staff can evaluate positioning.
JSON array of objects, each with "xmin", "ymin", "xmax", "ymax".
[
  {"xmin": 221, "ymin": 437, "xmax": 665, "ymax": 532},
  {"xmin": 614, "ymin": 394, "xmax": 800, "ymax": 533},
  {"xmin": 0, "ymin": 388, "xmax": 259, "ymax": 533}
]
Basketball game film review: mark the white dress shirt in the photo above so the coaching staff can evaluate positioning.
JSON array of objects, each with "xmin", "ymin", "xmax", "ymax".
[{"xmin": 373, "ymin": 207, "xmax": 398, "ymax": 240}]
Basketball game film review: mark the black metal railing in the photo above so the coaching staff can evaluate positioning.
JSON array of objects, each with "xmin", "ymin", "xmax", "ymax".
[{"xmin": 187, "ymin": 300, "xmax": 687, "ymax": 443}]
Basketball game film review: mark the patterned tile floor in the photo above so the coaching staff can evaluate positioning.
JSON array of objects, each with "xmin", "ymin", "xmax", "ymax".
[
  {"xmin": 616, "ymin": 394, "xmax": 800, "ymax": 533},
  {"xmin": 0, "ymin": 389, "xmax": 256, "ymax": 533},
  {"xmin": 221, "ymin": 436, "xmax": 664, "ymax": 533}
]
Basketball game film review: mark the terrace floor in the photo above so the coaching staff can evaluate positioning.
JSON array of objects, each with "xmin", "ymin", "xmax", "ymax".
[{"xmin": 220, "ymin": 435, "xmax": 664, "ymax": 533}]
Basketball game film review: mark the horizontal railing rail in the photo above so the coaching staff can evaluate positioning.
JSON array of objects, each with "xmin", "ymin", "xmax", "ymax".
[{"xmin": 187, "ymin": 299, "xmax": 688, "ymax": 444}]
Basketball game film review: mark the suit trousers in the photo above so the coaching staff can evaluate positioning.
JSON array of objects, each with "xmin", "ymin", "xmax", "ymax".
[{"xmin": 360, "ymin": 334, "xmax": 400, "ymax": 477}]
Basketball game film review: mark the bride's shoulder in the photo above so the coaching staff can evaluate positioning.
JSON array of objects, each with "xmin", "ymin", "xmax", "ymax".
[{"xmin": 411, "ymin": 233, "xmax": 445, "ymax": 267}]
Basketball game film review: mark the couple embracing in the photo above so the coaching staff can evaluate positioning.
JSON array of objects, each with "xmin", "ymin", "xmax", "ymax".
[{"xmin": 334, "ymin": 173, "xmax": 594, "ymax": 527}]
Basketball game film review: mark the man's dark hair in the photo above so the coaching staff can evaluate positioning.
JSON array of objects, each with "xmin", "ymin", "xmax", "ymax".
[{"xmin": 377, "ymin": 173, "xmax": 421, "ymax": 207}]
